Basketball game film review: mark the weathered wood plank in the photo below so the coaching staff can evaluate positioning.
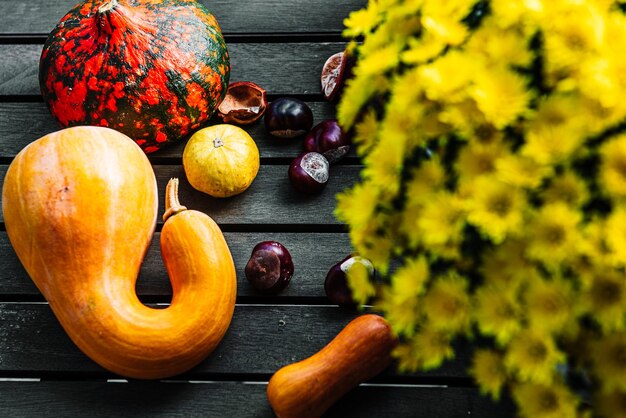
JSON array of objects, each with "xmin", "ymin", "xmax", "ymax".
[
  {"xmin": 0, "ymin": 231, "xmax": 352, "ymax": 299},
  {"xmin": 0, "ymin": 42, "xmax": 345, "ymax": 96},
  {"xmin": 0, "ymin": 381, "xmax": 515, "ymax": 418},
  {"xmin": 0, "ymin": 164, "xmax": 361, "ymax": 225},
  {"xmin": 0, "ymin": 304, "xmax": 473, "ymax": 379},
  {"xmin": 0, "ymin": 0, "xmax": 365, "ymax": 35},
  {"xmin": 0, "ymin": 102, "xmax": 347, "ymax": 159}
]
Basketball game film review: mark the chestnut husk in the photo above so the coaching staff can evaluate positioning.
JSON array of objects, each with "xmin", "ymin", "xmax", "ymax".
[
  {"xmin": 217, "ymin": 81, "xmax": 267, "ymax": 125},
  {"xmin": 321, "ymin": 49, "xmax": 356, "ymax": 102}
]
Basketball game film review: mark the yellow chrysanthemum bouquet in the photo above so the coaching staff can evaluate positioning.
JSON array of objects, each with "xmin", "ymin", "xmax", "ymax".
[{"xmin": 336, "ymin": 0, "xmax": 626, "ymax": 416}]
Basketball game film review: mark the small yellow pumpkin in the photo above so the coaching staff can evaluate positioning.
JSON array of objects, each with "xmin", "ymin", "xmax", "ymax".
[
  {"xmin": 2, "ymin": 126, "xmax": 237, "ymax": 379},
  {"xmin": 183, "ymin": 124, "xmax": 260, "ymax": 198}
]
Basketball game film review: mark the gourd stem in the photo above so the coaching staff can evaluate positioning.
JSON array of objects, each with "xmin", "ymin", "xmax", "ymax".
[
  {"xmin": 98, "ymin": 0, "xmax": 118, "ymax": 13},
  {"xmin": 163, "ymin": 178, "xmax": 187, "ymax": 222}
]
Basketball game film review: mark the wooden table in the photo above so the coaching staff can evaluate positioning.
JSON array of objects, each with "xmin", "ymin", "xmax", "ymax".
[{"xmin": 0, "ymin": 1, "xmax": 515, "ymax": 416}]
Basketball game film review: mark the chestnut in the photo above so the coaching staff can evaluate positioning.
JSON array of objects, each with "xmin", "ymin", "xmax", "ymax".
[
  {"xmin": 325, "ymin": 255, "xmax": 374, "ymax": 308},
  {"xmin": 245, "ymin": 241, "xmax": 294, "ymax": 294},
  {"xmin": 217, "ymin": 81, "xmax": 267, "ymax": 125},
  {"xmin": 304, "ymin": 119, "xmax": 350, "ymax": 164},
  {"xmin": 264, "ymin": 97, "xmax": 314, "ymax": 138},
  {"xmin": 288, "ymin": 152, "xmax": 329, "ymax": 194}
]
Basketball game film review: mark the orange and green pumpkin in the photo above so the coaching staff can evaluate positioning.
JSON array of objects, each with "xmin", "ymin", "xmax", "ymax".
[{"xmin": 39, "ymin": 0, "xmax": 230, "ymax": 153}]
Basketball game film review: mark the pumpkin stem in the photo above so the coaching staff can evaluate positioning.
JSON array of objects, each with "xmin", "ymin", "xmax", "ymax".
[
  {"xmin": 98, "ymin": 0, "xmax": 118, "ymax": 13},
  {"xmin": 163, "ymin": 178, "xmax": 187, "ymax": 222}
]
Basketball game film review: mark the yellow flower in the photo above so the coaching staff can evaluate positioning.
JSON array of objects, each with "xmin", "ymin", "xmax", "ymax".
[
  {"xmin": 524, "ymin": 276, "xmax": 577, "ymax": 334},
  {"xmin": 423, "ymin": 272, "xmax": 470, "ymax": 333},
  {"xmin": 337, "ymin": 74, "xmax": 389, "ymax": 129},
  {"xmin": 582, "ymin": 267, "xmax": 626, "ymax": 332},
  {"xmin": 363, "ymin": 134, "xmax": 406, "ymax": 197},
  {"xmin": 416, "ymin": 191, "xmax": 466, "ymax": 247},
  {"xmin": 466, "ymin": 176, "xmax": 527, "ymax": 244},
  {"xmin": 377, "ymin": 287, "xmax": 420, "ymax": 337},
  {"xmin": 542, "ymin": 3, "xmax": 604, "ymax": 74},
  {"xmin": 512, "ymin": 381, "xmax": 579, "ymax": 418},
  {"xmin": 421, "ymin": 0, "xmax": 472, "ymax": 46},
  {"xmin": 480, "ymin": 239, "xmax": 532, "ymax": 291},
  {"xmin": 356, "ymin": 44, "xmax": 402, "ymax": 77},
  {"xmin": 592, "ymin": 333, "xmax": 626, "ymax": 393},
  {"xmin": 335, "ymin": 183, "xmax": 380, "ymax": 230},
  {"xmin": 405, "ymin": 156, "xmax": 447, "ymax": 204},
  {"xmin": 437, "ymin": 99, "xmax": 486, "ymax": 138},
  {"xmin": 522, "ymin": 123, "xmax": 587, "ymax": 166},
  {"xmin": 465, "ymin": 18, "xmax": 533, "ymax": 68},
  {"xmin": 402, "ymin": 34, "xmax": 448, "ymax": 65},
  {"xmin": 600, "ymin": 133, "xmax": 626, "ymax": 199},
  {"xmin": 605, "ymin": 207, "xmax": 626, "ymax": 266},
  {"xmin": 595, "ymin": 390, "xmax": 626, "ymax": 418},
  {"xmin": 505, "ymin": 329, "xmax": 565, "ymax": 384},
  {"xmin": 490, "ymin": 0, "xmax": 543, "ymax": 30},
  {"xmin": 343, "ymin": 0, "xmax": 383, "ymax": 37},
  {"xmin": 470, "ymin": 350, "xmax": 508, "ymax": 400},
  {"xmin": 393, "ymin": 342, "xmax": 422, "ymax": 372},
  {"xmin": 524, "ymin": 203, "xmax": 582, "ymax": 269},
  {"xmin": 404, "ymin": 324, "xmax": 455, "ymax": 370},
  {"xmin": 346, "ymin": 259, "xmax": 376, "ymax": 305},
  {"xmin": 495, "ymin": 153, "xmax": 552, "ymax": 189},
  {"xmin": 418, "ymin": 51, "xmax": 475, "ymax": 102},
  {"xmin": 456, "ymin": 140, "xmax": 509, "ymax": 180},
  {"xmin": 473, "ymin": 285, "xmax": 522, "ymax": 345},
  {"xmin": 470, "ymin": 66, "xmax": 532, "ymax": 129},
  {"xmin": 353, "ymin": 224, "xmax": 394, "ymax": 273},
  {"xmin": 542, "ymin": 169, "xmax": 590, "ymax": 209},
  {"xmin": 352, "ymin": 110, "xmax": 379, "ymax": 154},
  {"xmin": 391, "ymin": 256, "xmax": 430, "ymax": 298}
]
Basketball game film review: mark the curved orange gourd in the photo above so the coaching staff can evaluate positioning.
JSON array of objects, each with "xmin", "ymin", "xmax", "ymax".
[
  {"xmin": 1, "ymin": 126, "xmax": 236, "ymax": 379},
  {"xmin": 267, "ymin": 314, "xmax": 396, "ymax": 418}
]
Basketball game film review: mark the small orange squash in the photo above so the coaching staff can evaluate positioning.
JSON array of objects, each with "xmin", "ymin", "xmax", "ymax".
[
  {"xmin": 267, "ymin": 314, "xmax": 396, "ymax": 418},
  {"xmin": 1, "ymin": 126, "xmax": 236, "ymax": 379}
]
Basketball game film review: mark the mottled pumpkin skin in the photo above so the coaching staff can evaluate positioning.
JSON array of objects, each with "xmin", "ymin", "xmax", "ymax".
[{"xmin": 39, "ymin": 0, "xmax": 230, "ymax": 153}]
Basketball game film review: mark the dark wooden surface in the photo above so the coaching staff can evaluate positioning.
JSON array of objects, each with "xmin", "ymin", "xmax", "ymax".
[{"xmin": 0, "ymin": 1, "xmax": 514, "ymax": 416}]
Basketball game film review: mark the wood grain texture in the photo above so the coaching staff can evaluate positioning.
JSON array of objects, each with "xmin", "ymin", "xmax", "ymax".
[
  {"xmin": 0, "ymin": 0, "xmax": 365, "ymax": 35},
  {"xmin": 0, "ymin": 231, "xmax": 352, "ymax": 299},
  {"xmin": 0, "ymin": 304, "xmax": 473, "ymax": 379},
  {"xmin": 0, "ymin": 381, "xmax": 514, "ymax": 418},
  {"xmin": 0, "ymin": 102, "xmax": 347, "ymax": 159},
  {"xmin": 0, "ymin": 164, "xmax": 361, "ymax": 224},
  {"xmin": 0, "ymin": 42, "xmax": 345, "ymax": 96}
]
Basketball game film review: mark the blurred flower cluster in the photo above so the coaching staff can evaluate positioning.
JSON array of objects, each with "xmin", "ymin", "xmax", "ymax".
[{"xmin": 336, "ymin": 0, "xmax": 626, "ymax": 416}]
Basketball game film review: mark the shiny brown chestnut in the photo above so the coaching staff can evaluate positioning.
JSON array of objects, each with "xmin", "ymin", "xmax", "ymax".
[
  {"xmin": 304, "ymin": 119, "xmax": 350, "ymax": 164},
  {"xmin": 217, "ymin": 81, "xmax": 267, "ymax": 125},
  {"xmin": 325, "ymin": 255, "xmax": 374, "ymax": 308},
  {"xmin": 265, "ymin": 97, "xmax": 314, "ymax": 138},
  {"xmin": 288, "ymin": 152, "xmax": 330, "ymax": 194},
  {"xmin": 245, "ymin": 241, "xmax": 294, "ymax": 294}
]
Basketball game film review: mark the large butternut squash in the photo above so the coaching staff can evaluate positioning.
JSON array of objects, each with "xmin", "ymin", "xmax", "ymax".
[{"xmin": 1, "ymin": 126, "xmax": 237, "ymax": 379}]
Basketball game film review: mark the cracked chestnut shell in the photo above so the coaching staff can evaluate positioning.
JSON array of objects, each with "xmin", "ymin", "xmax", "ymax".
[
  {"xmin": 245, "ymin": 241, "xmax": 294, "ymax": 294},
  {"xmin": 217, "ymin": 81, "xmax": 267, "ymax": 125},
  {"xmin": 288, "ymin": 152, "xmax": 330, "ymax": 194},
  {"xmin": 264, "ymin": 97, "xmax": 314, "ymax": 138},
  {"xmin": 321, "ymin": 49, "xmax": 356, "ymax": 102}
]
